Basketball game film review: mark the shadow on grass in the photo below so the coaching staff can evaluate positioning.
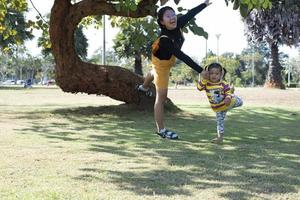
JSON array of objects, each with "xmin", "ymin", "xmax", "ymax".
[{"xmin": 15, "ymin": 104, "xmax": 300, "ymax": 199}]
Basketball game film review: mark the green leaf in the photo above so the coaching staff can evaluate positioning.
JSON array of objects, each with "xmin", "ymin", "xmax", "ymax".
[
  {"xmin": 262, "ymin": 0, "xmax": 271, "ymax": 9},
  {"xmin": 182, "ymin": 27, "xmax": 188, "ymax": 33},
  {"xmin": 239, "ymin": 3, "xmax": 249, "ymax": 17},
  {"xmin": 129, "ymin": 2, "xmax": 137, "ymax": 11},
  {"xmin": 233, "ymin": 0, "xmax": 240, "ymax": 10},
  {"xmin": 3, "ymin": 47, "xmax": 10, "ymax": 53},
  {"xmin": 177, "ymin": 7, "xmax": 184, "ymax": 12},
  {"xmin": 174, "ymin": 0, "xmax": 180, "ymax": 5},
  {"xmin": 3, "ymin": 32, "xmax": 10, "ymax": 40},
  {"xmin": 190, "ymin": 25, "xmax": 208, "ymax": 39},
  {"xmin": 115, "ymin": 4, "xmax": 121, "ymax": 12},
  {"xmin": 160, "ymin": 0, "xmax": 168, "ymax": 6}
]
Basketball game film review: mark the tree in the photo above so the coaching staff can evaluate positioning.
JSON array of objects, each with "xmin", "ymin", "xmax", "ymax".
[
  {"xmin": 112, "ymin": 17, "xmax": 158, "ymax": 75},
  {"xmin": 0, "ymin": 53, "xmax": 13, "ymax": 81},
  {"xmin": 202, "ymin": 54, "xmax": 240, "ymax": 85},
  {"xmin": 244, "ymin": 0, "xmax": 300, "ymax": 89},
  {"xmin": 89, "ymin": 48, "xmax": 119, "ymax": 66},
  {"xmin": 170, "ymin": 59, "xmax": 199, "ymax": 87},
  {"xmin": 35, "ymin": 55, "xmax": 55, "ymax": 84},
  {"xmin": 0, "ymin": 8, "xmax": 33, "ymax": 53},
  {"xmin": 239, "ymin": 44, "xmax": 270, "ymax": 86},
  {"xmin": 284, "ymin": 56, "xmax": 300, "ymax": 86}
]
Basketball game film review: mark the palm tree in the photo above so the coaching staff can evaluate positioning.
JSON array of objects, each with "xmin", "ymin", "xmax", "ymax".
[{"xmin": 244, "ymin": 0, "xmax": 300, "ymax": 89}]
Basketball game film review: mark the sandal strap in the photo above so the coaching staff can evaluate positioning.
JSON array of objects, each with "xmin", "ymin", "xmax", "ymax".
[
  {"xmin": 136, "ymin": 84, "xmax": 153, "ymax": 97},
  {"xmin": 157, "ymin": 129, "xmax": 178, "ymax": 139}
]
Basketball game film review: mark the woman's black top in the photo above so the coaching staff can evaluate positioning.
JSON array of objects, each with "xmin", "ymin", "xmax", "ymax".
[{"xmin": 154, "ymin": 3, "xmax": 207, "ymax": 73}]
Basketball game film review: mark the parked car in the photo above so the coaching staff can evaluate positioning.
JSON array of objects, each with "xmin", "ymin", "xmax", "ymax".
[
  {"xmin": 47, "ymin": 79, "xmax": 56, "ymax": 86},
  {"xmin": 2, "ymin": 80, "xmax": 15, "ymax": 85},
  {"xmin": 16, "ymin": 80, "xmax": 25, "ymax": 85}
]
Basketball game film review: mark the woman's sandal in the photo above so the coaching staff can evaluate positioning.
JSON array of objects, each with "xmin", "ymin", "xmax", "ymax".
[
  {"xmin": 156, "ymin": 129, "xmax": 179, "ymax": 140},
  {"xmin": 136, "ymin": 85, "xmax": 153, "ymax": 97}
]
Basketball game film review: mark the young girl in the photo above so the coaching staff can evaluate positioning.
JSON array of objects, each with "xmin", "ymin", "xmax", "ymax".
[
  {"xmin": 197, "ymin": 63, "xmax": 243, "ymax": 144},
  {"xmin": 137, "ymin": 0, "xmax": 211, "ymax": 140}
]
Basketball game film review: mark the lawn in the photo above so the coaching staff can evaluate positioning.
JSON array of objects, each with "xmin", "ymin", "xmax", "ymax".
[{"xmin": 0, "ymin": 86, "xmax": 299, "ymax": 200}]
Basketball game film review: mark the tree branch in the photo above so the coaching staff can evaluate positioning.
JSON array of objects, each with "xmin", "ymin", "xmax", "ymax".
[
  {"xmin": 29, "ymin": 0, "xmax": 48, "ymax": 24},
  {"xmin": 70, "ymin": 0, "xmax": 158, "ymax": 23}
]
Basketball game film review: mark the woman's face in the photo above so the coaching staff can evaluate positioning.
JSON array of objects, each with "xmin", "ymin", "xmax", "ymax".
[
  {"xmin": 209, "ymin": 68, "xmax": 222, "ymax": 83},
  {"xmin": 160, "ymin": 9, "xmax": 177, "ymax": 30}
]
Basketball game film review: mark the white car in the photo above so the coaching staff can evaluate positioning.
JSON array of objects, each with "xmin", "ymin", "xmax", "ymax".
[
  {"xmin": 2, "ymin": 80, "xmax": 16, "ymax": 85},
  {"xmin": 16, "ymin": 80, "xmax": 25, "ymax": 85}
]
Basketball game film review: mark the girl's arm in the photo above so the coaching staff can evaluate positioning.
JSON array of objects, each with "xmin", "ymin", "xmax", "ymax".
[
  {"xmin": 177, "ymin": 1, "xmax": 210, "ymax": 28},
  {"xmin": 223, "ymin": 82, "xmax": 233, "ymax": 97}
]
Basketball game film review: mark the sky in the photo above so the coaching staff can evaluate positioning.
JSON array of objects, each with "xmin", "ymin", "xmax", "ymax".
[{"xmin": 25, "ymin": 0, "xmax": 299, "ymax": 60}]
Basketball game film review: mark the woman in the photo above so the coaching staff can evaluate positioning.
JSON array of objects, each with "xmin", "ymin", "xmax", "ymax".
[{"xmin": 137, "ymin": 0, "xmax": 211, "ymax": 139}]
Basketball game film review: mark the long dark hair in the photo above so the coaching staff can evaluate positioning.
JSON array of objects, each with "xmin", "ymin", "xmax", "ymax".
[{"xmin": 156, "ymin": 6, "xmax": 175, "ymax": 28}]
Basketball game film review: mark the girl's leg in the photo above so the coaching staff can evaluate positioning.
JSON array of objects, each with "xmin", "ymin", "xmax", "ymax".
[
  {"xmin": 154, "ymin": 88, "xmax": 168, "ymax": 132},
  {"xmin": 216, "ymin": 111, "xmax": 226, "ymax": 135},
  {"xmin": 212, "ymin": 111, "xmax": 227, "ymax": 144},
  {"xmin": 232, "ymin": 96, "xmax": 243, "ymax": 109}
]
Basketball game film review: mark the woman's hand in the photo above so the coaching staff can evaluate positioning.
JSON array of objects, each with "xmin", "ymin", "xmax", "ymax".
[
  {"xmin": 200, "ymin": 70, "xmax": 209, "ymax": 80},
  {"xmin": 204, "ymin": 0, "xmax": 212, "ymax": 6}
]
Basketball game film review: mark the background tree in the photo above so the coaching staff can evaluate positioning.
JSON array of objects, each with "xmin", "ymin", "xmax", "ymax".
[
  {"xmin": 35, "ymin": 54, "xmax": 55, "ymax": 84},
  {"xmin": 0, "ymin": 8, "xmax": 33, "ymax": 53},
  {"xmin": 112, "ymin": 17, "xmax": 158, "ymax": 75},
  {"xmin": 0, "ymin": 53, "xmax": 13, "ymax": 81},
  {"xmin": 239, "ymin": 44, "xmax": 270, "ymax": 86},
  {"xmin": 202, "ymin": 54, "xmax": 240, "ymax": 85},
  {"xmin": 89, "ymin": 48, "xmax": 119, "ymax": 66},
  {"xmin": 170, "ymin": 59, "xmax": 199, "ymax": 87},
  {"xmin": 284, "ymin": 55, "xmax": 300, "ymax": 86},
  {"xmin": 244, "ymin": 0, "xmax": 300, "ymax": 89},
  {"xmin": 0, "ymin": 0, "xmax": 30, "ymax": 52}
]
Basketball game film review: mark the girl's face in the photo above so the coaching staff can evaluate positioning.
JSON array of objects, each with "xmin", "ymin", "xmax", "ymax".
[
  {"xmin": 160, "ymin": 9, "xmax": 177, "ymax": 30},
  {"xmin": 209, "ymin": 68, "xmax": 222, "ymax": 83}
]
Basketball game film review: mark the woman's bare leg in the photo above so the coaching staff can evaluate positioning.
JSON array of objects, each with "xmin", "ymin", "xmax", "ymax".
[
  {"xmin": 142, "ymin": 71, "xmax": 154, "ymax": 89},
  {"xmin": 154, "ymin": 88, "xmax": 168, "ymax": 132}
]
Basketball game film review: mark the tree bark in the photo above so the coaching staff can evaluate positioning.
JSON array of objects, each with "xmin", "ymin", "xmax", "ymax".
[
  {"xmin": 49, "ymin": 0, "xmax": 175, "ymax": 110},
  {"xmin": 264, "ymin": 43, "xmax": 285, "ymax": 89}
]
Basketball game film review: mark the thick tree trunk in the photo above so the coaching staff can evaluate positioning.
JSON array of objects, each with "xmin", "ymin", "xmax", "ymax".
[
  {"xmin": 264, "ymin": 43, "xmax": 285, "ymax": 89},
  {"xmin": 134, "ymin": 51, "xmax": 143, "ymax": 76},
  {"xmin": 49, "ymin": 0, "xmax": 178, "ymax": 110}
]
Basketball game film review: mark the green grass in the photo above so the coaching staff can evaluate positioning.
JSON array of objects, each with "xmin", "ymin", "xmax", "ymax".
[{"xmin": 0, "ymin": 87, "xmax": 300, "ymax": 200}]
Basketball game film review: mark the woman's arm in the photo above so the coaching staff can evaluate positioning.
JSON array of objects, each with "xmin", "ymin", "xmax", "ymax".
[
  {"xmin": 177, "ymin": 1, "xmax": 210, "ymax": 28},
  {"xmin": 160, "ymin": 37, "xmax": 203, "ymax": 73}
]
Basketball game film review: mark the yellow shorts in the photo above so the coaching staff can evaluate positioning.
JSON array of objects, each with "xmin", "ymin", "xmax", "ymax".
[{"xmin": 152, "ymin": 55, "xmax": 176, "ymax": 89}]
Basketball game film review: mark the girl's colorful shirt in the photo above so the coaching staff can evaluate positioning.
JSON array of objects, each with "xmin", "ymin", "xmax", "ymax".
[{"xmin": 197, "ymin": 79, "xmax": 236, "ymax": 112}]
